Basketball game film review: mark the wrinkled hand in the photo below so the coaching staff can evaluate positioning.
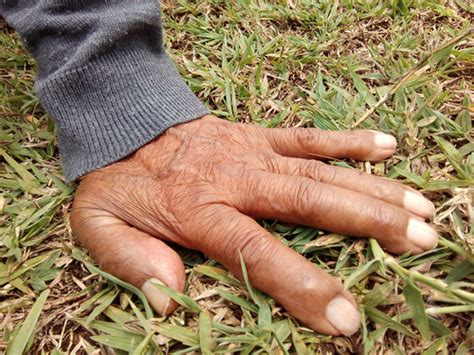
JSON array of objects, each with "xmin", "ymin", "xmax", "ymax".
[{"xmin": 71, "ymin": 115, "xmax": 437, "ymax": 336}]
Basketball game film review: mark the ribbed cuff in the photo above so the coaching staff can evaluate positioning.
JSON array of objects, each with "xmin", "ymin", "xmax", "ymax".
[{"xmin": 35, "ymin": 48, "xmax": 209, "ymax": 182}]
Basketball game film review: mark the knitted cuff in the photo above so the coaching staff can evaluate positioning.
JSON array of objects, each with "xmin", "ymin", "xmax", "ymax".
[{"xmin": 36, "ymin": 48, "xmax": 209, "ymax": 181}]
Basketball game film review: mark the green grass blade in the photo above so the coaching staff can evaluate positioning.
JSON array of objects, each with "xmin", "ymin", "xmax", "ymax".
[
  {"xmin": 345, "ymin": 259, "xmax": 380, "ymax": 289},
  {"xmin": 445, "ymin": 260, "xmax": 474, "ymax": 283},
  {"xmin": 155, "ymin": 324, "xmax": 199, "ymax": 346},
  {"xmin": 85, "ymin": 289, "xmax": 118, "ymax": 324},
  {"xmin": 7, "ymin": 289, "xmax": 50, "ymax": 355},
  {"xmin": 239, "ymin": 251, "xmax": 259, "ymax": 305},
  {"xmin": 403, "ymin": 281, "xmax": 431, "ymax": 341},
  {"xmin": 91, "ymin": 335, "xmax": 142, "ymax": 352},
  {"xmin": 199, "ymin": 310, "xmax": 215, "ymax": 354},
  {"xmin": 365, "ymin": 306, "xmax": 415, "ymax": 337},
  {"xmin": 194, "ymin": 264, "xmax": 241, "ymax": 287},
  {"xmin": 216, "ymin": 287, "xmax": 258, "ymax": 313},
  {"xmin": 363, "ymin": 282, "xmax": 394, "ymax": 308},
  {"xmin": 71, "ymin": 250, "xmax": 153, "ymax": 318},
  {"xmin": 149, "ymin": 281, "xmax": 201, "ymax": 313},
  {"xmin": 131, "ymin": 332, "xmax": 155, "ymax": 355}
]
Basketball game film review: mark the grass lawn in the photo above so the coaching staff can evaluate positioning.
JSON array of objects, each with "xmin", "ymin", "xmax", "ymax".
[{"xmin": 1, "ymin": 0, "xmax": 473, "ymax": 353}]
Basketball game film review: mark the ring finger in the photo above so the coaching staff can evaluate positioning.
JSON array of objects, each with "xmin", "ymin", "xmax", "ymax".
[{"xmin": 237, "ymin": 171, "xmax": 438, "ymax": 254}]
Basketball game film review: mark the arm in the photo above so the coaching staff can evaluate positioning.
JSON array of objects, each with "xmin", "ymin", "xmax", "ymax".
[{"xmin": 1, "ymin": 0, "xmax": 208, "ymax": 181}]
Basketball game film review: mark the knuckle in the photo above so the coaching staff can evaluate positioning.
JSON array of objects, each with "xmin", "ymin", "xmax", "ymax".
[
  {"xmin": 299, "ymin": 276, "xmax": 324, "ymax": 294},
  {"xmin": 293, "ymin": 180, "xmax": 319, "ymax": 212},
  {"xmin": 342, "ymin": 168, "xmax": 365, "ymax": 186},
  {"xmin": 299, "ymin": 128, "xmax": 325, "ymax": 149},
  {"xmin": 236, "ymin": 170, "xmax": 266, "ymax": 210},
  {"xmin": 304, "ymin": 160, "xmax": 326, "ymax": 181},
  {"xmin": 236, "ymin": 230, "xmax": 275, "ymax": 273},
  {"xmin": 262, "ymin": 153, "xmax": 284, "ymax": 173},
  {"xmin": 197, "ymin": 207, "xmax": 276, "ymax": 275},
  {"xmin": 370, "ymin": 203, "xmax": 398, "ymax": 233}
]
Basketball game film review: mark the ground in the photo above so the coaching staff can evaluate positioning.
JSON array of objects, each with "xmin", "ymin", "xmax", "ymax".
[{"xmin": 0, "ymin": 0, "xmax": 473, "ymax": 354}]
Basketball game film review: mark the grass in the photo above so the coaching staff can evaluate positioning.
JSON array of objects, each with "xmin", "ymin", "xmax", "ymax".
[{"xmin": 1, "ymin": 0, "xmax": 473, "ymax": 353}]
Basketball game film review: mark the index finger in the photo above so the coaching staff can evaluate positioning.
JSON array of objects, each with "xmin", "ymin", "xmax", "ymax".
[{"xmin": 263, "ymin": 127, "xmax": 397, "ymax": 161}]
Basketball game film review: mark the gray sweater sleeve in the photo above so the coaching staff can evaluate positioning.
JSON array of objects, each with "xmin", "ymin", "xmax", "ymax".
[{"xmin": 0, "ymin": 0, "xmax": 209, "ymax": 181}]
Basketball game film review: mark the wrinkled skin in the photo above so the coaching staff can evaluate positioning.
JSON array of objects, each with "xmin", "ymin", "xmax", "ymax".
[{"xmin": 71, "ymin": 115, "xmax": 437, "ymax": 336}]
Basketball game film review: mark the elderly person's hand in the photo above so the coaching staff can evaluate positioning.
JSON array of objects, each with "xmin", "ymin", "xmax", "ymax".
[{"xmin": 70, "ymin": 115, "xmax": 436, "ymax": 336}]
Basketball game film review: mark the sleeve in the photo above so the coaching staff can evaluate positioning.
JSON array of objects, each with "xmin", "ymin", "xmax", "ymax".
[{"xmin": 0, "ymin": 0, "xmax": 210, "ymax": 181}]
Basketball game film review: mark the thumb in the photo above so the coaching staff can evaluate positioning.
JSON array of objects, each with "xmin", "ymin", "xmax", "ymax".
[{"xmin": 70, "ymin": 204, "xmax": 186, "ymax": 316}]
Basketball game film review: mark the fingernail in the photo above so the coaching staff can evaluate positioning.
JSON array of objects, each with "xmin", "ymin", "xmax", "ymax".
[
  {"xmin": 403, "ymin": 191, "xmax": 435, "ymax": 218},
  {"xmin": 407, "ymin": 218, "xmax": 438, "ymax": 250},
  {"xmin": 326, "ymin": 296, "xmax": 360, "ymax": 336},
  {"xmin": 374, "ymin": 133, "xmax": 397, "ymax": 149},
  {"xmin": 141, "ymin": 278, "xmax": 171, "ymax": 316}
]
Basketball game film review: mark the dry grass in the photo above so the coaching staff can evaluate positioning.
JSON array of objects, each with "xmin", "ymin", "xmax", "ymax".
[{"xmin": 1, "ymin": 0, "xmax": 473, "ymax": 353}]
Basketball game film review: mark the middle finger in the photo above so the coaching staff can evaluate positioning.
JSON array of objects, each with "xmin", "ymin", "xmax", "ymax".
[{"xmin": 267, "ymin": 157, "xmax": 435, "ymax": 219}]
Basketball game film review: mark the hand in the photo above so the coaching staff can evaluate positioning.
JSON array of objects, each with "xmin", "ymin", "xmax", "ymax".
[{"xmin": 70, "ymin": 115, "xmax": 437, "ymax": 336}]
